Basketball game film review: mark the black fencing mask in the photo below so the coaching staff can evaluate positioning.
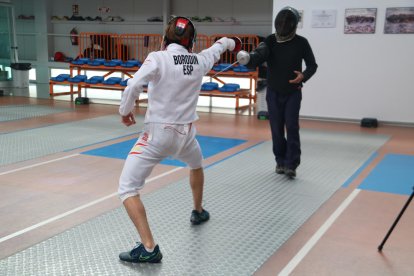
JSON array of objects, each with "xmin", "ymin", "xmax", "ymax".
[{"xmin": 274, "ymin": 7, "xmax": 300, "ymax": 43}]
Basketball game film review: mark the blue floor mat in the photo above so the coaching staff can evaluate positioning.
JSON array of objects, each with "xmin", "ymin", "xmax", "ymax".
[
  {"xmin": 342, "ymin": 152, "xmax": 378, "ymax": 188},
  {"xmin": 1, "ymin": 130, "xmax": 388, "ymax": 276},
  {"xmin": 358, "ymin": 154, "xmax": 414, "ymax": 195},
  {"xmin": 81, "ymin": 135, "xmax": 247, "ymax": 167}
]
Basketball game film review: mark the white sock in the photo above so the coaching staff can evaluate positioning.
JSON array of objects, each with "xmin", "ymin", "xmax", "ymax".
[{"xmin": 144, "ymin": 246, "xmax": 155, "ymax": 252}]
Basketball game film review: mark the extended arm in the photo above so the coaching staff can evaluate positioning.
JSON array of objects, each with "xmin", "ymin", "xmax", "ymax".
[
  {"xmin": 237, "ymin": 42, "xmax": 269, "ymax": 68},
  {"xmin": 198, "ymin": 37, "xmax": 238, "ymax": 74}
]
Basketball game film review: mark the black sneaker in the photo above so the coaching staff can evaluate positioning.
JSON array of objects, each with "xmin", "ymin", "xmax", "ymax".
[
  {"xmin": 285, "ymin": 168, "xmax": 296, "ymax": 179},
  {"xmin": 275, "ymin": 165, "xmax": 285, "ymax": 174},
  {"xmin": 190, "ymin": 209, "xmax": 210, "ymax": 225},
  {"xmin": 119, "ymin": 243, "xmax": 163, "ymax": 263}
]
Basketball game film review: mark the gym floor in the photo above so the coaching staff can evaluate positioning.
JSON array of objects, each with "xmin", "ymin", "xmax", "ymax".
[{"xmin": 1, "ymin": 91, "xmax": 413, "ymax": 275}]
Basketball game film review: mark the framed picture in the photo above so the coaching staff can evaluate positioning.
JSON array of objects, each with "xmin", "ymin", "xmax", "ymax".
[
  {"xmin": 384, "ymin": 7, "xmax": 414, "ymax": 34},
  {"xmin": 344, "ymin": 8, "xmax": 377, "ymax": 34},
  {"xmin": 311, "ymin": 10, "xmax": 337, "ymax": 28}
]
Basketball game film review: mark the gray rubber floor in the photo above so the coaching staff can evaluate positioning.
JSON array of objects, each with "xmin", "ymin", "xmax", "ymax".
[
  {"xmin": 0, "ymin": 130, "xmax": 388, "ymax": 276},
  {"xmin": 0, "ymin": 115, "xmax": 143, "ymax": 167},
  {"xmin": 0, "ymin": 104, "xmax": 72, "ymax": 123}
]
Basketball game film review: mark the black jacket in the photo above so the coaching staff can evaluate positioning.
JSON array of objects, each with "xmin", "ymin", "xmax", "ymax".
[{"xmin": 248, "ymin": 34, "xmax": 318, "ymax": 94}]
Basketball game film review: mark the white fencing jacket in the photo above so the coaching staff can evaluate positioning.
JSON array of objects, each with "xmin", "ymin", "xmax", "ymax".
[{"xmin": 119, "ymin": 38, "xmax": 233, "ymax": 124}]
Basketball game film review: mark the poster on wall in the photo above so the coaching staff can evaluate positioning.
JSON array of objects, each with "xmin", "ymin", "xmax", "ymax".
[
  {"xmin": 344, "ymin": 8, "xmax": 377, "ymax": 34},
  {"xmin": 311, "ymin": 10, "xmax": 337, "ymax": 28},
  {"xmin": 384, "ymin": 7, "xmax": 414, "ymax": 34}
]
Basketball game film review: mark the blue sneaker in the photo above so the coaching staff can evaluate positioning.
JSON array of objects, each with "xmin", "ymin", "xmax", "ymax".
[
  {"xmin": 119, "ymin": 242, "xmax": 163, "ymax": 263},
  {"xmin": 190, "ymin": 209, "xmax": 210, "ymax": 225}
]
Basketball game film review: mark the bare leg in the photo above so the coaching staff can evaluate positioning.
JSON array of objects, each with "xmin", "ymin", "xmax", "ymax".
[
  {"xmin": 190, "ymin": 167, "xmax": 204, "ymax": 212},
  {"xmin": 123, "ymin": 195, "xmax": 155, "ymax": 249}
]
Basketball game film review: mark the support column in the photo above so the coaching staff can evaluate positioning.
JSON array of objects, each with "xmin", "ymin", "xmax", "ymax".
[
  {"xmin": 162, "ymin": 0, "xmax": 171, "ymax": 31},
  {"xmin": 33, "ymin": 0, "xmax": 51, "ymax": 96}
]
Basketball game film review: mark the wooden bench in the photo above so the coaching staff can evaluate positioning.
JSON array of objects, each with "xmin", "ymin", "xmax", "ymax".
[
  {"xmin": 49, "ymin": 33, "xmax": 259, "ymax": 108},
  {"xmin": 49, "ymin": 63, "xmax": 257, "ymax": 109}
]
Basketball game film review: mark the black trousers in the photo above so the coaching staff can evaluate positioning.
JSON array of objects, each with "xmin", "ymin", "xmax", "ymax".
[{"xmin": 266, "ymin": 87, "xmax": 302, "ymax": 170}]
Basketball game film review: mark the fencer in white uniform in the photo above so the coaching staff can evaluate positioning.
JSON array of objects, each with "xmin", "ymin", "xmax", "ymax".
[{"xmin": 118, "ymin": 16, "xmax": 239, "ymax": 263}]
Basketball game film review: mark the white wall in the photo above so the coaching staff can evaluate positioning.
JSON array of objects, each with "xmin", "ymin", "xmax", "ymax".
[
  {"xmin": 273, "ymin": 0, "xmax": 414, "ymax": 124},
  {"xmin": 172, "ymin": 0, "xmax": 272, "ymax": 36}
]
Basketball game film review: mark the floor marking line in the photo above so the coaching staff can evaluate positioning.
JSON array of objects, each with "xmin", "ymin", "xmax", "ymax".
[
  {"xmin": 0, "ymin": 154, "xmax": 80, "ymax": 176},
  {"xmin": 0, "ymin": 167, "xmax": 183, "ymax": 244},
  {"xmin": 278, "ymin": 189, "xmax": 361, "ymax": 276}
]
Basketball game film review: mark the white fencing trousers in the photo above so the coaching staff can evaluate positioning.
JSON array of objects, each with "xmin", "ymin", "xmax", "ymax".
[{"xmin": 118, "ymin": 122, "xmax": 203, "ymax": 202}]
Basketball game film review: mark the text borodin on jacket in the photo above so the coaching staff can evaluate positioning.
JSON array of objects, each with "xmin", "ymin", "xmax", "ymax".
[{"xmin": 173, "ymin": 55, "xmax": 199, "ymax": 65}]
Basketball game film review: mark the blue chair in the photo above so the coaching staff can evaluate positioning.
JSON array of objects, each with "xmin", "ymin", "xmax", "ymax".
[
  {"xmin": 88, "ymin": 59, "xmax": 105, "ymax": 66},
  {"xmin": 120, "ymin": 78, "xmax": 130, "ymax": 86},
  {"xmin": 201, "ymin": 82, "xmax": 219, "ymax": 91},
  {"xmin": 71, "ymin": 60, "xmax": 85, "ymax": 65},
  {"xmin": 219, "ymin": 83, "xmax": 240, "ymax": 92},
  {"xmin": 71, "ymin": 58, "xmax": 90, "ymax": 65},
  {"xmin": 121, "ymin": 60, "xmax": 142, "ymax": 68},
  {"xmin": 85, "ymin": 76, "xmax": 104, "ymax": 84},
  {"xmin": 212, "ymin": 63, "xmax": 233, "ymax": 72},
  {"xmin": 103, "ymin": 61, "xmax": 117, "ymax": 67},
  {"xmin": 128, "ymin": 60, "xmax": 142, "ymax": 66},
  {"xmin": 233, "ymin": 65, "xmax": 252, "ymax": 72},
  {"xmin": 120, "ymin": 62, "xmax": 135, "ymax": 68},
  {"xmin": 50, "ymin": 74, "xmax": 71, "ymax": 82},
  {"xmin": 111, "ymin": 59, "xmax": 122, "ymax": 66},
  {"xmin": 103, "ymin": 77, "xmax": 122, "ymax": 85},
  {"xmin": 67, "ymin": 75, "xmax": 88, "ymax": 83}
]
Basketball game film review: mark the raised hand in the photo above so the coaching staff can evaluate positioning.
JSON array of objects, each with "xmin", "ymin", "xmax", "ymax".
[{"xmin": 237, "ymin": 50, "xmax": 250, "ymax": 65}]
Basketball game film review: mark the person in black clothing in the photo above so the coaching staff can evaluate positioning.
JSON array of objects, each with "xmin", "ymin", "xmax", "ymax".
[{"xmin": 237, "ymin": 6, "xmax": 318, "ymax": 178}]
